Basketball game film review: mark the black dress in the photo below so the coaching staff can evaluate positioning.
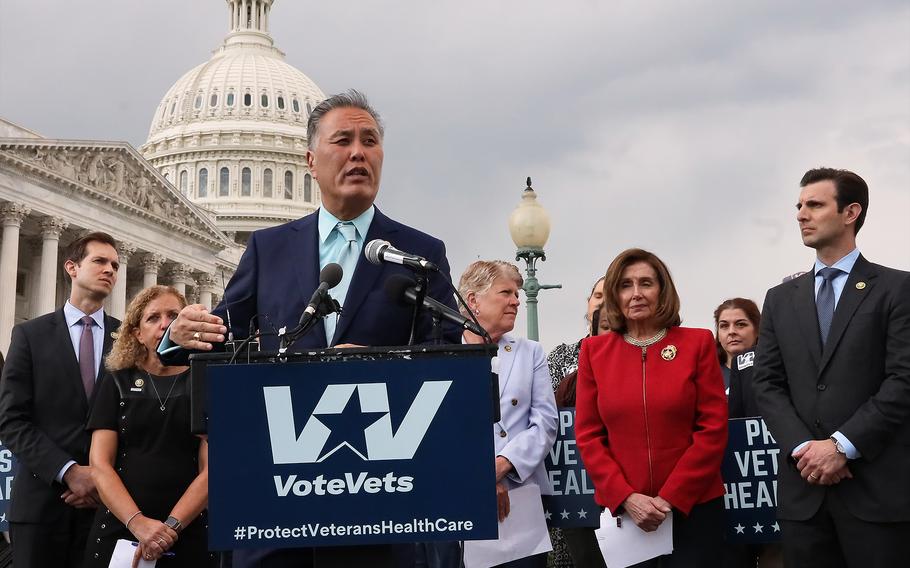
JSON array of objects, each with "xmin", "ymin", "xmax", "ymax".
[{"xmin": 83, "ymin": 368, "xmax": 214, "ymax": 567}]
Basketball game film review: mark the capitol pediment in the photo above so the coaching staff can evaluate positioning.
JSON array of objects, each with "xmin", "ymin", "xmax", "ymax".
[{"xmin": 0, "ymin": 139, "xmax": 231, "ymax": 248}]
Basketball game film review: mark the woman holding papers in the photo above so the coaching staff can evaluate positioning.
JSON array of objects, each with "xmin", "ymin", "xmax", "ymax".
[
  {"xmin": 83, "ymin": 286, "xmax": 214, "ymax": 567},
  {"xmin": 547, "ymin": 275, "xmax": 609, "ymax": 568},
  {"xmin": 460, "ymin": 260, "xmax": 559, "ymax": 567},
  {"xmin": 575, "ymin": 249, "xmax": 728, "ymax": 567}
]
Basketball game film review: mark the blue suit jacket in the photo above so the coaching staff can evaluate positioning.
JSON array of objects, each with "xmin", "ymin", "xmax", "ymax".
[
  {"xmin": 494, "ymin": 334, "xmax": 559, "ymax": 495},
  {"xmin": 223, "ymin": 208, "xmax": 460, "ymax": 568},
  {"xmin": 214, "ymin": 207, "xmax": 461, "ymax": 349}
]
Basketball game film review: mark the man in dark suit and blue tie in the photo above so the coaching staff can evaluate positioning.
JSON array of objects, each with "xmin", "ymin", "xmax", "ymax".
[
  {"xmin": 752, "ymin": 168, "xmax": 910, "ymax": 567},
  {"xmin": 0, "ymin": 232, "xmax": 121, "ymax": 567},
  {"xmin": 163, "ymin": 90, "xmax": 461, "ymax": 567}
]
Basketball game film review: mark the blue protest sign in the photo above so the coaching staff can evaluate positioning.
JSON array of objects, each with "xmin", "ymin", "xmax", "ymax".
[
  {"xmin": 542, "ymin": 408, "xmax": 599, "ymax": 528},
  {"xmin": 206, "ymin": 353, "xmax": 498, "ymax": 550},
  {"xmin": 722, "ymin": 417, "xmax": 781, "ymax": 543},
  {"xmin": 0, "ymin": 439, "xmax": 17, "ymax": 531}
]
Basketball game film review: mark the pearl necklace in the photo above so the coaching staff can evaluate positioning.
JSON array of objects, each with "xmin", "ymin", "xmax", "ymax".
[
  {"xmin": 622, "ymin": 328, "xmax": 667, "ymax": 348},
  {"xmin": 146, "ymin": 371, "xmax": 179, "ymax": 412}
]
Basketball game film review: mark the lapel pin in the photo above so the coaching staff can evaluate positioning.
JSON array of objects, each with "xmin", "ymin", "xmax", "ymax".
[
  {"xmin": 504, "ymin": 344, "xmax": 512, "ymax": 352},
  {"xmin": 661, "ymin": 345, "xmax": 677, "ymax": 361},
  {"xmin": 134, "ymin": 378, "xmax": 144, "ymax": 388},
  {"xmin": 855, "ymin": 282, "xmax": 866, "ymax": 290}
]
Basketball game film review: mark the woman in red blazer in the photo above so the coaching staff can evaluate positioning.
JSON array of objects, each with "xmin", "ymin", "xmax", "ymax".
[{"xmin": 576, "ymin": 248, "xmax": 728, "ymax": 567}]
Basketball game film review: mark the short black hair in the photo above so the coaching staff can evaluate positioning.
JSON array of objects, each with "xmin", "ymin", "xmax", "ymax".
[
  {"xmin": 65, "ymin": 231, "xmax": 117, "ymax": 265},
  {"xmin": 800, "ymin": 168, "xmax": 869, "ymax": 234}
]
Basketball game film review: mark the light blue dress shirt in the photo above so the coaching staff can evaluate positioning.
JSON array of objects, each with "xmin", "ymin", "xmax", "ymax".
[
  {"xmin": 59, "ymin": 301, "xmax": 107, "ymax": 482},
  {"xmin": 793, "ymin": 248, "xmax": 862, "ymax": 459},
  {"xmin": 317, "ymin": 206, "xmax": 375, "ymax": 344},
  {"xmin": 813, "ymin": 248, "xmax": 860, "ymax": 309}
]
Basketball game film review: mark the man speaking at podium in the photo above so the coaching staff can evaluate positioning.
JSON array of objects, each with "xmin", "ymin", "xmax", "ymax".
[{"xmin": 161, "ymin": 90, "xmax": 461, "ymax": 567}]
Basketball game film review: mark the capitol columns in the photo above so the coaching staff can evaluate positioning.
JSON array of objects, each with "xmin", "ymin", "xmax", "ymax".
[
  {"xmin": 196, "ymin": 273, "xmax": 219, "ymax": 310},
  {"xmin": 110, "ymin": 242, "xmax": 137, "ymax": 319},
  {"xmin": 168, "ymin": 264, "xmax": 191, "ymax": 296},
  {"xmin": 0, "ymin": 203, "xmax": 31, "ymax": 353},
  {"xmin": 142, "ymin": 253, "xmax": 166, "ymax": 288},
  {"xmin": 37, "ymin": 216, "xmax": 68, "ymax": 316}
]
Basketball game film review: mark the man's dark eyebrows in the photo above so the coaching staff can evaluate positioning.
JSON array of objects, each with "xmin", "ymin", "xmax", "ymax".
[{"xmin": 327, "ymin": 128, "xmax": 354, "ymax": 139}]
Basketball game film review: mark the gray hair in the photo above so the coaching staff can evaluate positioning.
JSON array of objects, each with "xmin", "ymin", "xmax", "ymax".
[
  {"xmin": 306, "ymin": 89, "xmax": 385, "ymax": 150},
  {"xmin": 457, "ymin": 260, "xmax": 523, "ymax": 317}
]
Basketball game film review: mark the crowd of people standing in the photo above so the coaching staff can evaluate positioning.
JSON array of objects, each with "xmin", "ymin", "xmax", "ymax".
[{"xmin": 0, "ymin": 88, "xmax": 906, "ymax": 568}]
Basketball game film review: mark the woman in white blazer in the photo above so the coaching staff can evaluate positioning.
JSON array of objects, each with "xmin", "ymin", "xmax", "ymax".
[{"xmin": 460, "ymin": 260, "xmax": 559, "ymax": 568}]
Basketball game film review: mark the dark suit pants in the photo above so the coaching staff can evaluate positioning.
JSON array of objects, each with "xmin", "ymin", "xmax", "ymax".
[
  {"xmin": 415, "ymin": 541, "xmax": 463, "ymax": 568},
  {"xmin": 492, "ymin": 552, "xmax": 547, "ymax": 568},
  {"xmin": 233, "ymin": 543, "xmax": 414, "ymax": 568},
  {"xmin": 562, "ymin": 526, "xmax": 606, "ymax": 568},
  {"xmin": 10, "ymin": 507, "xmax": 94, "ymax": 568},
  {"xmin": 779, "ymin": 489, "xmax": 910, "ymax": 568},
  {"xmin": 631, "ymin": 497, "xmax": 725, "ymax": 568}
]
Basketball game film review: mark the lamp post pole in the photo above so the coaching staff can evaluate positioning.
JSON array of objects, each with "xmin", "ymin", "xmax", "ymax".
[{"xmin": 508, "ymin": 178, "xmax": 561, "ymax": 341}]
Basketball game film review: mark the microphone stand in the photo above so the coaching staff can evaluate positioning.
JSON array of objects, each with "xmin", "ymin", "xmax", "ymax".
[
  {"xmin": 278, "ymin": 295, "xmax": 342, "ymax": 355},
  {"xmin": 407, "ymin": 271, "xmax": 429, "ymax": 346}
]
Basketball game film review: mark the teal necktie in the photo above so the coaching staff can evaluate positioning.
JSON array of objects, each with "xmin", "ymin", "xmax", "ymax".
[{"xmin": 324, "ymin": 222, "xmax": 359, "ymax": 343}]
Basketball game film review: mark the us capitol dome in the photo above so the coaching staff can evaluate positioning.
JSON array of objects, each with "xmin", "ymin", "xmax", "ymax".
[{"xmin": 140, "ymin": 0, "xmax": 325, "ymax": 244}]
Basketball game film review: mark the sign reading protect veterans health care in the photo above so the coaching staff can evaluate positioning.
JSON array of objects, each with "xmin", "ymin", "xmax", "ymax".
[
  {"xmin": 0, "ymin": 439, "xmax": 17, "ymax": 531},
  {"xmin": 206, "ymin": 354, "xmax": 498, "ymax": 550},
  {"xmin": 542, "ymin": 408, "xmax": 599, "ymax": 528},
  {"xmin": 722, "ymin": 417, "xmax": 781, "ymax": 544}
]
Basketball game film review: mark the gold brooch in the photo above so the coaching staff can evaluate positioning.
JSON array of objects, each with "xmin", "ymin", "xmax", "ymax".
[
  {"xmin": 504, "ymin": 345, "xmax": 512, "ymax": 352},
  {"xmin": 661, "ymin": 345, "xmax": 677, "ymax": 361},
  {"xmin": 855, "ymin": 282, "xmax": 866, "ymax": 290},
  {"xmin": 134, "ymin": 378, "xmax": 144, "ymax": 388}
]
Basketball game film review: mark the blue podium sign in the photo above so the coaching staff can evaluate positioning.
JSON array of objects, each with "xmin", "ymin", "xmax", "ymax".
[
  {"xmin": 0, "ymin": 439, "xmax": 17, "ymax": 530},
  {"xmin": 722, "ymin": 417, "xmax": 781, "ymax": 544},
  {"xmin": 205, "ymin": 353, "xmax": 498, "ymax": 550},
  {"xmin": 542, "ymin": 408, "xmax": 599, "ymax": 528}
]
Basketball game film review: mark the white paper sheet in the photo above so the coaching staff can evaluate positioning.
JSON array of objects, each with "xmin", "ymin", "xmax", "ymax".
[
  {"xmin": 108, "ymin": 539, "xmax": 157, "ymax": 568},
  {"xmin": 594, "ymin": 508, "xmax": 673, "ymax": 568},
  {"xmin": 463, "ymin": 483, "xmax": 553, "ymax": 568}
]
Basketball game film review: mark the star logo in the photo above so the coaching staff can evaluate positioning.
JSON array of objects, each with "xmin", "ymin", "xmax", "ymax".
[
  {"xmin": 753, "ymin": 523, "xmax": 764, "ymax": 533},
  {"xmin": 312, "ymin": 391, "xmax": 386, "ymax": 461},
  {"xmin": 0, "ymin": 513, "xmax": 6, "ymax": 523},
  {"xmin": 734, "ymin": 524, "xmax": 745, "ymax": 534},
  {"xmin": 544, "ymin": 510, "xmax": 552, "ymax": 520},
  {"xmin": 578, "ymin": 509, "xmax": 588, "ymax": 519},
  {"xmin": 560, "ymin": 510, "xmax": 570, "ymax": 520},
  {"xmin": 772, "ymin": 522, "xmax": 780, "ymax": 532}
]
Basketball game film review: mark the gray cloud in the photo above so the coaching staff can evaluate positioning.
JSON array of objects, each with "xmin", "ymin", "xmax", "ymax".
[{"xmin": 2, "ymin": 0, "xmax": 907, "ymax": 350}]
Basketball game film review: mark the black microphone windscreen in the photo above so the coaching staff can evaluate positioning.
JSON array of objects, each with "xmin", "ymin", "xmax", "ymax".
[
  {"xmin": 384, "ymin": 274, "xmax": 416, "ymax": 307},
  {"xmin": 320, "ymin": 263, "xmax": 344, "ymax": 288}
]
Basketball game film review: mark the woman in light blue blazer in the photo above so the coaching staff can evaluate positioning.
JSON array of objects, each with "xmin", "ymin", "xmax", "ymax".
[{"xmin": 460, "ymin": 260, "xmax": 559, "ymax": 568}]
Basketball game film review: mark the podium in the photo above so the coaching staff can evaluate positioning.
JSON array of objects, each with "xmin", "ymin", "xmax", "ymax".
[{"xmin": 189, "ymin": 344, "xmax": 500, "ymax": 551}]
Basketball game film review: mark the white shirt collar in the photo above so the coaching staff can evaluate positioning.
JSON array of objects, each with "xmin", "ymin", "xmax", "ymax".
[{"xmin": 63, "ymin": 300, "xmax": 104, "ymax": 328}]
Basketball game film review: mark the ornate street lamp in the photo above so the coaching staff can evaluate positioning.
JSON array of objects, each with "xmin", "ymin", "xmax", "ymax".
[{"xmin": 508, "ymin": 177, "xmax": 561, "ymax": 341}]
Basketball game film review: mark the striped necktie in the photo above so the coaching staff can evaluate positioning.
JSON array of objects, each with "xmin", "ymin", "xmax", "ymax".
[{"xmin": 816, "ymin": 267, "xmax": 842, "ymax": 344}]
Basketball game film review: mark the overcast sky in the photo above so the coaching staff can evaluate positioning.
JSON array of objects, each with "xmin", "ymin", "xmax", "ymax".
[{"xmin": 2, "ymin": 0, "xmax": 908, "ymax": 350}]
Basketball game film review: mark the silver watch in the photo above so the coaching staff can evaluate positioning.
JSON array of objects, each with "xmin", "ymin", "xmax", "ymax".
[
  {"xmin": 830, "ymin": 437, "xmax": 846, "ymax": 456},
  {"xmin": 164, "ymin": 516, "xmax": 183, "ymax": 533}
]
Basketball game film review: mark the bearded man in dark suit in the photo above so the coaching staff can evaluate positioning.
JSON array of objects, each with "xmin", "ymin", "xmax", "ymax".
[
  {"xmin": 752, "ymin": 168, "xmax": 910, "ymax": 567},
  {"xmin": 0, "ymin": 232, "xmax": 121, "ymax": 567}
]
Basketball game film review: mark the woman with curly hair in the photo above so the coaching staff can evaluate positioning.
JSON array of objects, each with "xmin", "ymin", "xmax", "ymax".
[{"xmin": 83, "ymin": 286, "xmax": 214, "ymax": 567}]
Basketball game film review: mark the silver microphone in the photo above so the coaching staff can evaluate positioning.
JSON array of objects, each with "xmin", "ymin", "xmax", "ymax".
[{"xmin": 365, "ymin": 239, "xmax": 439, "ymax": 272}]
